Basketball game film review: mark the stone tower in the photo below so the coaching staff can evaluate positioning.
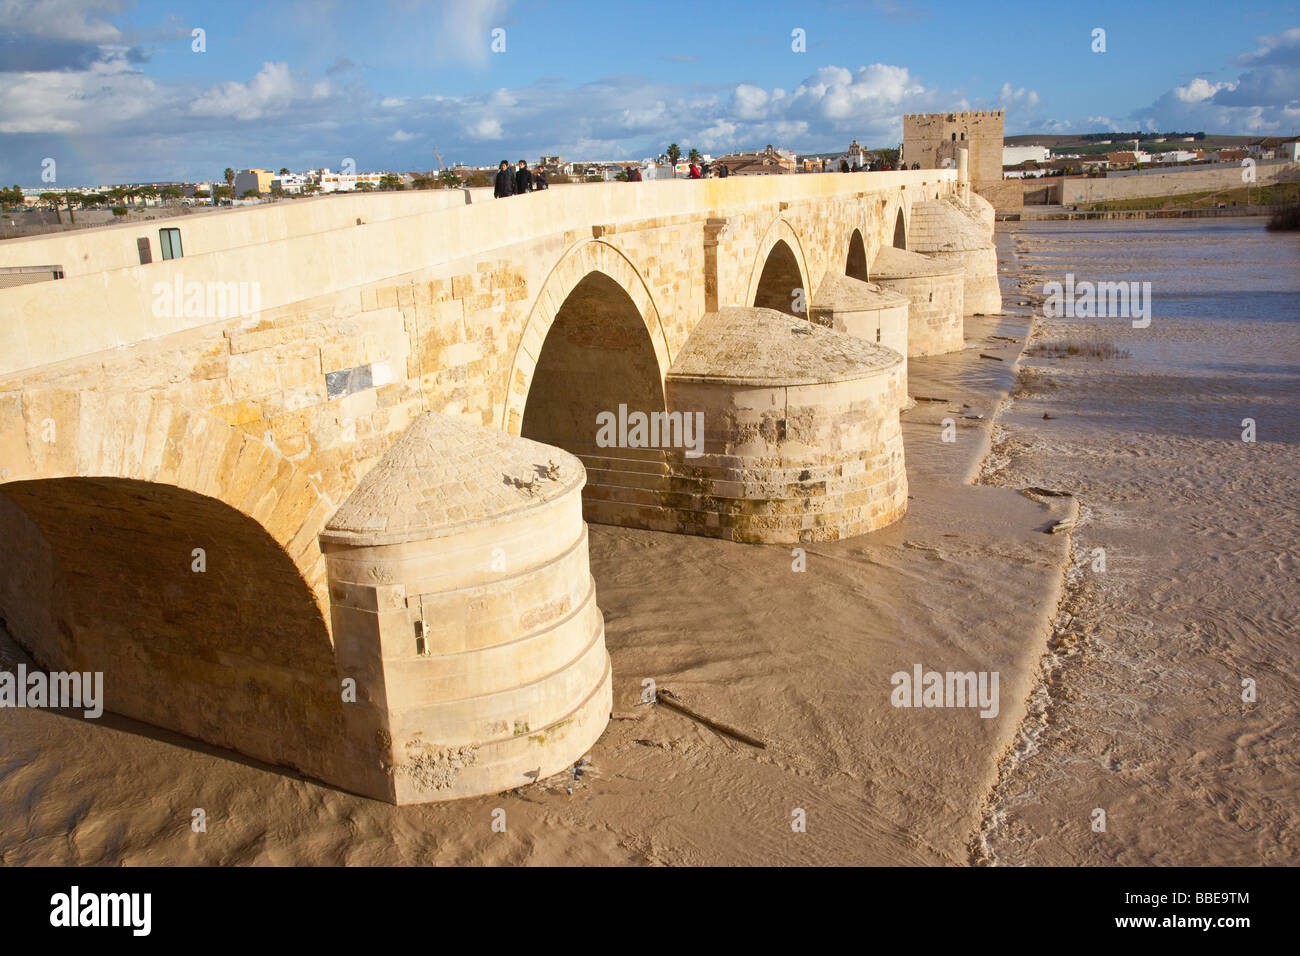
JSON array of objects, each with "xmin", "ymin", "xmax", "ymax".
[{"xmin": 903, "ymin": 111, "xmax": 1018, "ymax": 210}]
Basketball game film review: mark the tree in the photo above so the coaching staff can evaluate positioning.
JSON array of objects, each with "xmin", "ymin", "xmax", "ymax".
[
  {"xmin": 688, "ymin": 148, "xmax": 700, "ymax": 164},
  {"xmin": 38, "ymin": 191, "xmax": 62, "ymax": 223},
  {"xmin": 279, "ymin": 167, "xmax": 290, "ymax": 175},
  {"xmin": 378, "ymin": 174, "xmax": 403, "ymax": 190},
  {"xmin": 224, "ymin": 168, "xmax": 235, "ymax": 192},
  {"xmin": 667, "ymin": 143, "xmax": 681, "ymax": 166},
  {"xmin": 240, "ymin": 189, "xmax": 259, "ymax": 199},
  {"xmin": 877, "ymin": 147, "xmax": 900, "ymax": 171}
]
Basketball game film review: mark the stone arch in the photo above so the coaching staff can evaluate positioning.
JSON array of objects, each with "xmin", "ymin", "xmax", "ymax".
[
  {"xmin": 503, "ymin": 239, "xmax": 670, "ymax": 436},
  {"xmin": 0, "ymin": 388, "xmax": 348, "ymax": 781},
  {"xmin": 517, "ymin": 270, "xmax": 669, "ymax": 530},
  {"xmin": 0, "ymin": 388, "xmax": 333, "ymax": 607},
  {"xmin": 893, "ymin": 207, "xmax": 908, "ymax": 249},
  {"xmin": 845, "ymin": 228, "xmax": 869, "ymax": 281},
  {"xmin": 747, "ymin": 217, "xmax": 811, "ymax": 317}
]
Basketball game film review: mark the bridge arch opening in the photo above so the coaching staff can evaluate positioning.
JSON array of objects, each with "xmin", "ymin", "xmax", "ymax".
[
  {"xmin": 893, "ymin": 209, "xmax": 907, "ymax": 250},
  {"xmin": 752, "ymin": 239, "xmax": 805, "ymax": 316},
  {"xmin": 846, "ymin": 229, "xmax": 869, "ymax": 281},
  {"xmin": 0, "ymin": 477, "xmax": 347, "ymax": 776},
  {"xmin": 521, "ymin": 271, "xmax": 667, "ymax": 521}
]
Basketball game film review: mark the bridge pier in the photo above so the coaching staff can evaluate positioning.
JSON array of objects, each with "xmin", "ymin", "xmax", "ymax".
[
  {"xmin": 810, "ymin": 272, "xmax": 911, "ymax": 392},
  {"xmin": 656, "ymin": 307, "xmax": 907, "ymax": 543},
  {"xmin": 905, "ymin": 198, "xmax": 1003, "ymax": 315},
  {"xmin": 869, "ymin": 245, "xmax": 966, "ymax": 356},
  {"xmin": 319, "ymin": 412, "xmax": 612, "ymax": 803}
]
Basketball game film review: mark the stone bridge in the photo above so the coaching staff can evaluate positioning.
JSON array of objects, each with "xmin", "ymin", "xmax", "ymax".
[{"xmin": 0, "ymin": 167, "xmax": 998, "ymax": 803}]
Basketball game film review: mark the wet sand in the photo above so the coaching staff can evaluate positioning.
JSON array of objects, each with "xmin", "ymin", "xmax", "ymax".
[
  {"xmin": 1, "ymin": 309, "xmax": 1071, "ymax": 866},
  {"xmin": 974, "ymin": 218, "xmax": 1299, "ymax": 865}
]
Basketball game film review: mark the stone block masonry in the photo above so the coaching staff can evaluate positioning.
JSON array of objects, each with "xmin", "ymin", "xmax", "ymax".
[{"xmin": 0, "ymin": 170, "xmax": 987, "ymax": 802}]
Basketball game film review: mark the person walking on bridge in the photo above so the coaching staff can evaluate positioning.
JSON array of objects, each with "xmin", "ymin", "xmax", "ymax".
[
  {"xmin": 515, "ymin": 160, "xmax": 532, "ymax": 194},
  {"xmin": 494, "ymin": 160, "xmax": 515, "ymax": 198}
]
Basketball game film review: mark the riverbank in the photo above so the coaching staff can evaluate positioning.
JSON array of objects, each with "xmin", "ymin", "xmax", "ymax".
[
  {"xmin": 975, "ymin": 217, "xmax": 1299, "ymax": 865},
  {"xmin": 1001, "ymin": 205, "xmax": 1287, "ymax": 222}
]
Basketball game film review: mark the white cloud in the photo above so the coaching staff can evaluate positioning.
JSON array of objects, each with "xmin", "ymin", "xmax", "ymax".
[
  {"xmin": 389, "ymin": 129, "xmax": 416, "ymax": 142},
  {"xmin": 1173, "ymin": 77, "xmax": 1234, "ymax": 103},
  {"xmin": 1137, "ymin": 27, "xmax": 1300, "ymax": 133},
  {"xmin": 0, "ymin": 0, "xmax": 125, "ymax": 43},
  {"xmin": 998, "ymin": 83, "xmax": 1040, "ymax": 108},
  {"xmin": 468, "ymin": 117, "xmax": 503, "ymax": 140},
  {"xmin": 732, "ymin": 84, "xmax": 770, "ymax": 120},
  {"xmin": 0, "ymin": 52, "xmax": 160, "ymax": 134},
  {"xmin": 189, "ymin": 62, "xmax": 300, "ymax": 120}
]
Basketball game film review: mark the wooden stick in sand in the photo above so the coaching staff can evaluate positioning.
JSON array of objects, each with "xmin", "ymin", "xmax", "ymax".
[{"xmin": 655, "ymin": 688, "xmax": 767, "ymax": 749}]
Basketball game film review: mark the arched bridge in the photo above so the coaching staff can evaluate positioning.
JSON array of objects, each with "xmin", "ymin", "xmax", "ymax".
[{"xmin": 0, "ymin": 168, "xmax": 996, "ymax": 803}]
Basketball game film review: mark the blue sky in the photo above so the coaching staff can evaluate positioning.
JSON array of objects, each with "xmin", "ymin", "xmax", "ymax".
[{"xmin": 1, "ymin": 0, "xmax": 1297, "ymax": 185}]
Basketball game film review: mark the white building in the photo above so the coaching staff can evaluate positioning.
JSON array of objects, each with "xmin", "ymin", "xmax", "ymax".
[
  {"xmin": 1003, "ymin": 145, "xmax": 1051, "ymax": 166},
  {"xmin": 315, "ymin": 169, "xmax": 385, "ymax": 192},
  {"xmin": 272, "ymin": 173, "xmax": 310, "ymax": 194}
]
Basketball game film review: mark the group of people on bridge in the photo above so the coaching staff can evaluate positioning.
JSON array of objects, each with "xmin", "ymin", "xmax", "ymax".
[{"xmin": 494, "ymin": 160, "xmax": 549, "ymax": 197}]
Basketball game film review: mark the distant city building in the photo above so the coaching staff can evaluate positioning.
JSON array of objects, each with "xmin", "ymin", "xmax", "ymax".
[
  {"xmin": 234, "ymin": 169, "xmax": 274, "ymax": 196},
  {"xmin": 316, "ymin": 169, "xmax": 385, "ymax": 192},
  {"xmin": 1003, "ymin": 144, "xmax": 1050, "ymax": 166},
  {"xmin": 1247, "ymin": 137, "xmax": 1300, "ymax": 160},
  {"xmin": 1105, "ymin": 150, "xmax": 1150, "ymax": 166},
  {"xmin": 714, "ymin": 144, "xmax": 796, "ymax": 176},
  {"xmin": 271, "ymin": 173, "xmax": 310, "ymax": 194}
]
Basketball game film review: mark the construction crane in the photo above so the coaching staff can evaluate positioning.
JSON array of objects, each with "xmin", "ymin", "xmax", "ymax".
[{"xmin": 433, "ymin": 149, "xmax": 445, "ymax": 172}]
